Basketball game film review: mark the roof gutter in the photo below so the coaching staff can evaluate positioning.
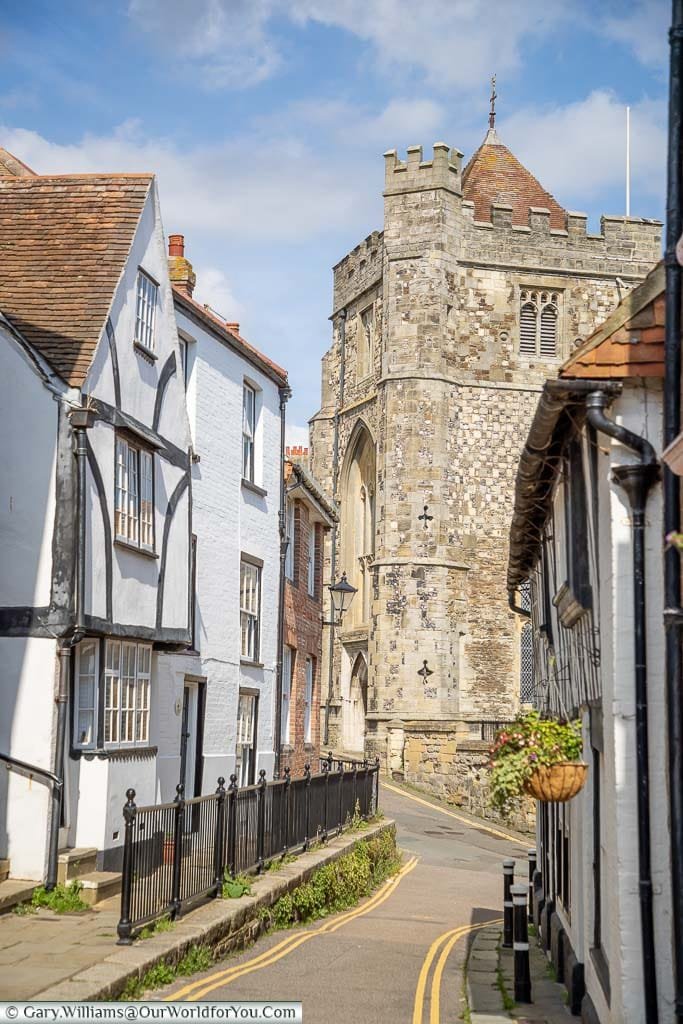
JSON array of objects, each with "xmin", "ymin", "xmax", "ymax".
[{"xmin": 507, "ymin": 379, "xmax": 621, "ymax": 596}]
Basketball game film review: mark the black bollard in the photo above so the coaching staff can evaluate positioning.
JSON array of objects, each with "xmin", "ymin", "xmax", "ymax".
[
  {"xmin": 511, "ymin": 883, "xmax": 532, "ymax": 1003},
  {"xmin": 503, "ymin": 859, "xmax": 515, "ymax": 948},
  {"xmin": 528, "ymin": 848, "xmax": 537, "ymax": 923}
]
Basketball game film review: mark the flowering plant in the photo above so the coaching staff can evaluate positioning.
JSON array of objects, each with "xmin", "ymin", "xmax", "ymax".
[{"xmin": 489, "ymin": 711, "xmax": 583, "ymax": 815}]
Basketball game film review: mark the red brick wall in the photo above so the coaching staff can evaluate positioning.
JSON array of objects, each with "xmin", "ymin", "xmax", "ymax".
[{"xmin": 281, "ymin": 500, "xmax": 326, "ymax": 777}]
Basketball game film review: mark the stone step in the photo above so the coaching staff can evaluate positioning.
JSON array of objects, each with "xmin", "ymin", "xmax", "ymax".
[
  {"xmin": 0, "ymin": 858, "xmax": 9, "ymax": 882},
  {"xmin": 0, "ymin": 878, "xmax": 40, "ymax": 915},
  {"xmin": 57, "ymin": 847, "xmax": 98, "ymax": 884},
  {"xmin": 78, "ymin": 871, "xmax": 121, "ymax": 906}
]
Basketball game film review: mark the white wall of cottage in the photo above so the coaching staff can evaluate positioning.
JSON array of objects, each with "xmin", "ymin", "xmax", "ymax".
[
  {"xmin": 0, "ymin": 323, "xmax": 63, "ymax": 878},
  {"xmin": 534, "ymin": 381, "xmax": 672, "ymax": 1023},
  {"xmin": 174, "ymin": 303, "xmax": 283, "ymax": 790}
]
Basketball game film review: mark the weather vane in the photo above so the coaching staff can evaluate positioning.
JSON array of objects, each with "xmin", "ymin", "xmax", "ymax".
[{"xmin": 489, "ymin": 74, "xmax": 497, "ymax": 130}]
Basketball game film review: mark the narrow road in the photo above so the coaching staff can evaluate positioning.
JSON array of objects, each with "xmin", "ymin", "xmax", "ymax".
[{"xmin": 161, "ymin": 783, "xmax": 529, "ymax": 1023}]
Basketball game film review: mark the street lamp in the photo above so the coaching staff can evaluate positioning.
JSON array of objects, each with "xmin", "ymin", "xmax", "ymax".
[{"xmin": 323, "ymin": 572, "xmax": 357, "ymax": 627}]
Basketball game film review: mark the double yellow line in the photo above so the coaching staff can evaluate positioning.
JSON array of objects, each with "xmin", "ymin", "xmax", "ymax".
[
  {"xmin": 412, "ymin": 918, "xmax": 503, "ymax": 1024},
  {"xmin": 168, "ymin": 855, "xmax": 419, "ymax": 1001}
]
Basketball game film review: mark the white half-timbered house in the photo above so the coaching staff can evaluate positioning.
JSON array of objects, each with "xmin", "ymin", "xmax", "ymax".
[
  {"xmin": 0, "ymin": 156, "xmax": 193, "ymax": 888},
  {"xmin": 507, "ymin": 264, "xmax": 674, "ymax": 1022}
]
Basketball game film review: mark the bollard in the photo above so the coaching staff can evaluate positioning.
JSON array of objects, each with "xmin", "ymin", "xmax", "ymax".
[
  {"xmin": 528, "ymin": 848, "xmax": 537, "ymax": 923},
  {"xmin": 511, "ymin": 884, "xmax": 532, "ymax": 1003},
  {"xmin": 503, "ymin": 859, "xmax": 515, "ymax": 948}
]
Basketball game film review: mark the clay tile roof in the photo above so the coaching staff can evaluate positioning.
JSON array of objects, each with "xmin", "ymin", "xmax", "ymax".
[
  {"xmin": 0, "ymin": 171, "xmax": 152, "ymax": 386},
  {"xmin": 462, "ymin": 128, "xmax": 566, "ymax": 230},
  {"xmin": 561, "ymin": 262, "xmax": 664, "ymax": 380}
]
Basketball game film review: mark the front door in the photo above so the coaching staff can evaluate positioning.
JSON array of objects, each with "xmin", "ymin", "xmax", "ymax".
[
  {"xmin": 346, "ymin": 652, "xmax": 368, "ymax": 754},
  {"xmin": 179, "ymin": 681, "xmax": 205, "ymax": 799}
]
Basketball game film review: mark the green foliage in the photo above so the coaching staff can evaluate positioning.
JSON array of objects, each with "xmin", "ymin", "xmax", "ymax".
[
  {"xmin": 31, "ymin": 880, "xmax": 88, "ymax": 913},
  {"xmin": 177, "ymin": 945, "xmax": 212, "ymax": 975},
  {"xmin": 139, "ymin": 915, "xmax": 174, "ymax": 940},
  {"xmin": 120, "ymin": 945, "xmax": 212, "ymax": 999},
  {"xmin": 12, "ymin": 901, "xmax": 37, "ymax": 916},
  {"xmin": 496, "ymin": 966, "xmax": 515, "ymax": 1011},
  {"xmin": 489, "ymin": 711, "xmax": 583, "ymax": 816},
  {"xmin": 260, "ymin": 828, "xmax": 399, "ymax": 932},
  {"xmin": 222, "ymin": 873, "xmax": 252, "ymax": 899}
]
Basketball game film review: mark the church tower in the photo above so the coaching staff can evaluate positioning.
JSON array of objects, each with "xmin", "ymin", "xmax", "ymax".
[{"xmin": 310, "ymin": 113, "xmax": 661, "ymax": 810}]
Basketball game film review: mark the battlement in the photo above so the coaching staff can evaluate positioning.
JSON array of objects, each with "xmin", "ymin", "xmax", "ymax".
[
  {"xmin": 384, "ymin": 142, "xmax": 463, "ymax": 197},
  {"xmin": 459, "ymin": 199, "xmax": 662, "ymax": 273},
  {"xmin": 332, "ymin": 230, "xmax": 384, "ymax": 312}
]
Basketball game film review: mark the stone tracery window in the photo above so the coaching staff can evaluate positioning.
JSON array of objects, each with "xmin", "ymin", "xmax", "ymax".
[
  {"xmin": 357, "ymin": 306, "xmax": 374, "ymax": 381},
  {"xmin": 519, "ymin": 290, "xmax": 560, "ymax": 358}
]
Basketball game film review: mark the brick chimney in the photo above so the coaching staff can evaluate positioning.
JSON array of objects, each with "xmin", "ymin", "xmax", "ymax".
[{"xmin": 168, "ymin": 234, "xmax": 196, "ymax": 297}]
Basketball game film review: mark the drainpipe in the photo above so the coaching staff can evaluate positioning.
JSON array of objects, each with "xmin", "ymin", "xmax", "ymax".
[
  {"xmin": 45, "ymin": 644, "xmax": 71, "ymax": 891},
  {"xmin": 585, "ymin": 391, "xmax": 659, "ymax": 1024},
  {"xmin": 323, "ymin": 308, "xmax": 346, "ymax": 747},
  {"xmin": 666, "ymin": 3, "xmax": 683, "ymax": 1019},
  {"xmin": 274, "ymin": 385, "xmax": 291, "ymax": 778}
]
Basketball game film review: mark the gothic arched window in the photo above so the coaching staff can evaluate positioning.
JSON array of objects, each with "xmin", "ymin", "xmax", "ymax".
[{"xmin": 519, "ymin": 290, "xmax": 560, "ymax": 358}]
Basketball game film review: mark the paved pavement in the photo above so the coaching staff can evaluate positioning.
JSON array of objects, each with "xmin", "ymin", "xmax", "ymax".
[
  {"xmin": 157, "ymin": 782, "xmax": 531, "ymax": 1023},
  {"xmin": 0, "ymin": 899, "xmax": 120, "ymax": 999}
]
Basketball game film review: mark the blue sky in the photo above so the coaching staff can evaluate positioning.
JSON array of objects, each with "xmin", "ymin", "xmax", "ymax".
[{"xmin": 0, "ymin": 0, "xmax": 670, "ymax": 439}]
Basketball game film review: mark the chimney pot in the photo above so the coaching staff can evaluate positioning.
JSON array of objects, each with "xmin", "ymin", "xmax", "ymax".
[{"xmin": 168, "ymin": 234, "xmax": 185, "ymax": 257}]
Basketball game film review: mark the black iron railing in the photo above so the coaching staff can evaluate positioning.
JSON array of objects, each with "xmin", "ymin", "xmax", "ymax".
[{"xmin": 117, "ymin": 759, "xmax": 380, "ymax": 943}]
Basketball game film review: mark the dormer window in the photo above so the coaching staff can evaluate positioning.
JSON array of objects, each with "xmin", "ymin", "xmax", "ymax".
[
  {"xmin": 519, "ymin": 290, "xmax": 560, "ymax": 358},
  {"xmin": 135, "ymin": 270, "xmax": 158, "ymax": 353}
]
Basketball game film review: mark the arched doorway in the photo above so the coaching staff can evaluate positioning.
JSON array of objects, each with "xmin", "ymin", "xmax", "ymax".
[
  {"xmin": 345, "ymin": 651, "xmax": 368, "ymax": 754},
  {"xmin": 340, "ymin": 422, "xmax": 376, "ymax": 629}
]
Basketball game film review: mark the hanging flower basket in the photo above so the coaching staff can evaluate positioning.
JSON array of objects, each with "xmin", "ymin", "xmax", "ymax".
[
  {"xmin": 524, "ymin": 761, "xmax": 588, "ymax": 802},
  {"xmin": 488, "ymin": 711, "xmax": 585, "ymax": 817}
]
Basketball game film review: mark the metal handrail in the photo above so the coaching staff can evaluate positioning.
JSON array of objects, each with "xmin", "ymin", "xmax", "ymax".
[{"xmin": 0, "ymin": 751, "xmax": 62, "ymax": 789}]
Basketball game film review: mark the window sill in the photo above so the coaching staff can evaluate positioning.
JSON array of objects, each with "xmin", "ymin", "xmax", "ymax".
[
  {"xmin": 73, "ymin": 745, "xmax": 158, "ymax": 761},
  {"xmin": 114, "ymin": 539, "xmax": 159, "ymax": 559},
  {"xmin": 240, "ymin": 658, "xmax": 264, "ymax": 669},
  {"xmin": 134, "ymin": 340, "xmax": 158, "ymax": 362},
  {"xmin": 241, "ymin": 478, "xmax": 268, "ymax": 498}
]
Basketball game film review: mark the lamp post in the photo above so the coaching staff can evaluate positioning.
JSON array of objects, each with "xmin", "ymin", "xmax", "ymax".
[
  {"xmin": 322, "ymin": 573, "xmax": 358, "ymax": 746},
  {"xmin": 323, "ymin": 572, "xmax": 358, "ymax": 627}
]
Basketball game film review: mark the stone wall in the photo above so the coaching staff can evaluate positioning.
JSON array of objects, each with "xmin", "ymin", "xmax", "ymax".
[{"xmin": 395, "ymin": 725, "xmax": 535, "ymax": 835}]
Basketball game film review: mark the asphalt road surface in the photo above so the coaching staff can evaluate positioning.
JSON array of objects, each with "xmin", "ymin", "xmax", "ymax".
[{"xmin": 160, "ymin": 782, "xmax": 529, "ymax": 1024}]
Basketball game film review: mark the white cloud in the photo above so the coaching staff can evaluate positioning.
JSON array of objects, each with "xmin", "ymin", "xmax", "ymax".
[
  {"xmin": 127, "ymin": 0, "xmax": 666, "ymax": 94},
  {"xmin": 499, "ymin": 90, "xmax": 666, "ymax": 211},
  {"xmin": 128, "ymin": 0, "xmax": 280, "ymax": 89},
  {"xmin": 0, "ymin": 119, "xmax": 376, "ymax": 244},
  {"xmin": 193, "ymin": 266, "xmax": 243, "ymax": 322}
]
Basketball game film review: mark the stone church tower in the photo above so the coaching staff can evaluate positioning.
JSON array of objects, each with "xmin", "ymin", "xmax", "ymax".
[{"xmin": 310, "ymin": 123, "xmax": 660, "ymax": 802}]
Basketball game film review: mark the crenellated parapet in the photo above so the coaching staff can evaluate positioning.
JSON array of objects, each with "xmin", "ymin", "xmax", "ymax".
[
  {"xmin": 383, "ymin": 143, "xmax": 463, "ymax": 197},
  {"xmin": 332, "ymin": 230, "xmax": 384, "ymax": 312},
  {"xmin": 459, "ymin": 201, "xmax": 661, "ymax": 277}
]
